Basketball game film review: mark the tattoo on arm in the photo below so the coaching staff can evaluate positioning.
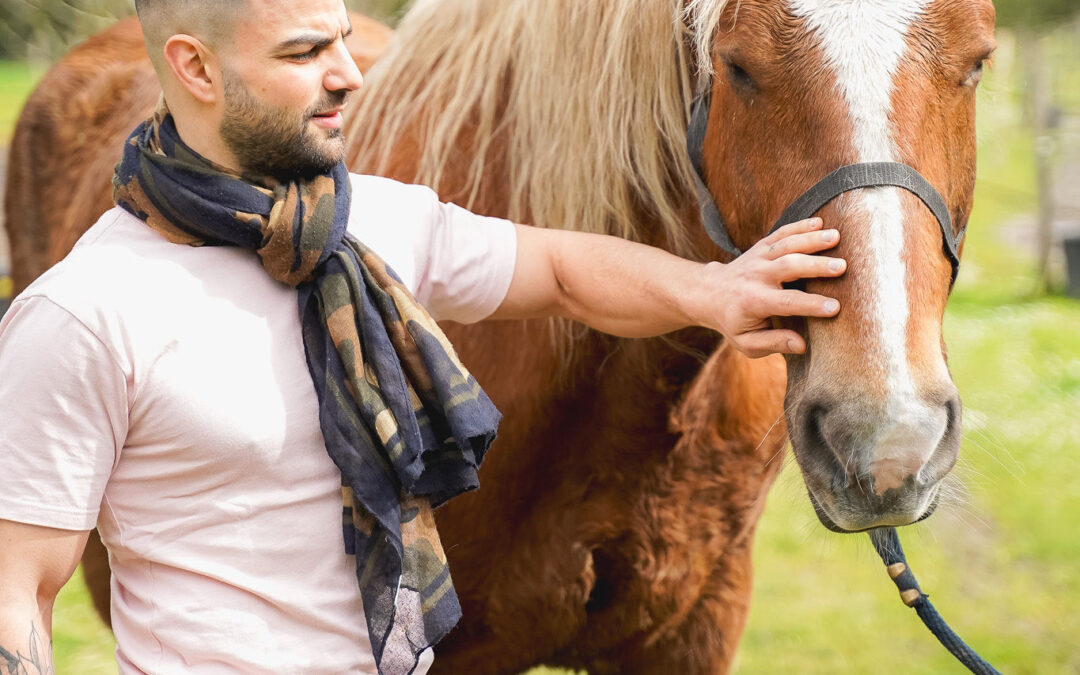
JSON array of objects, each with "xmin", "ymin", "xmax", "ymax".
[{"xmin": 0, "ymin": 622, "xmax": 53, "ymax": 675}]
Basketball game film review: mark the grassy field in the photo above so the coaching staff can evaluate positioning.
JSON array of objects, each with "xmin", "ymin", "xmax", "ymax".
[
  {"xmin": 0, "ymin": 61, "xmax": 40, "ymax": 145},
  {"xmin": 2, "ymin": 38, "xmax": 1078, "ymax": 673}
]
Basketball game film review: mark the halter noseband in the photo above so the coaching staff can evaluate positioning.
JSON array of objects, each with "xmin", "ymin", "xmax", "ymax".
[{"xmin": 686, "ymin": 83, "xmax": 965, "ymax": 286}]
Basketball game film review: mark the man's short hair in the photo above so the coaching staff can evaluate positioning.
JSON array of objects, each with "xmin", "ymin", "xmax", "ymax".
[{"xmin": 136, "ymin": 0, "xmax": 244, "ymax": 70}]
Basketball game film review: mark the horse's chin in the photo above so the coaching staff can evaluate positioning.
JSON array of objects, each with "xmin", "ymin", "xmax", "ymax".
[{"xmin": 806, "ymin": 489, "xmax": 941, "ymax": 534}]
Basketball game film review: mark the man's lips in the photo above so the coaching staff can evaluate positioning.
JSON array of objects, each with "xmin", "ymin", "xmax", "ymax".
[{"xmin": 310, "ymin": 108, "xmax": 345, "ymax": 129}]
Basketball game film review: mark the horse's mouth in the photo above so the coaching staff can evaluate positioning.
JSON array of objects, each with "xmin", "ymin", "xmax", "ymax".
[{"xmin": 806, "ymin": 488, "xmax": 940, "ymax": 534}]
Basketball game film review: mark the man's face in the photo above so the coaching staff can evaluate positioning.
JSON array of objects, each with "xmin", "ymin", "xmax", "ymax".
[{"xmin": 216, "ymin": 0, "xmax": 362, "ymax": 179}]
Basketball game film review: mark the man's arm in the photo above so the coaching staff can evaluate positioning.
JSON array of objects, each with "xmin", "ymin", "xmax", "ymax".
[
  {"xmin": 0, "ymin": 519, "xmax": 88, "ymax": 675},
  {"xmin": 489, "ymin": 217, "xmax": 845, "ymax": 359}
]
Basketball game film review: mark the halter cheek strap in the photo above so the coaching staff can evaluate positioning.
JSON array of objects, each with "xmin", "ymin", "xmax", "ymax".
[
  {"xmin": 687, "ymin": 86, "xmax": 743, "ymax": 259},
  {"xmin": 686, "ymin": 84, "xmax": 965, "ymax": 287}
]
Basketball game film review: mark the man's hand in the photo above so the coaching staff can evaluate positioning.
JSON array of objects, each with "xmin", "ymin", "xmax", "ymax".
[
  {"xmin": 701, "ymin": 217, "xmax": 845, "ymax": 358},
  {"xmin": 490, "ymin": 216, "xmax": 845, "ymax": 358}
]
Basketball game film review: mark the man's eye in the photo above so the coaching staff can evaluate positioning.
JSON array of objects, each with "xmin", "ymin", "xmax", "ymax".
[{"xmin": 290, "ymin": 48, "xmax": 319, "ymax": 62}]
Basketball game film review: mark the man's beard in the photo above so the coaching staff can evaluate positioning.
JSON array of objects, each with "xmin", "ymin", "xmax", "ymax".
[{"xmin": 219, "ymin": 71, "xmax": 347, "ymax": 181}]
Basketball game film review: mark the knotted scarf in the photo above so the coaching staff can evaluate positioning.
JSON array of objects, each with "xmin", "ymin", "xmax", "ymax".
[{"xmin": 113, "ymin": 104, "xmax": 500, "ymax": 675}]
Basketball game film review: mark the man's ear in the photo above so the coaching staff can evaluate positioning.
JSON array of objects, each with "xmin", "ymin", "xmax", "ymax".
[{"xmin": 162, "ymin": 35, "xmax": 220, "ymax": 104}]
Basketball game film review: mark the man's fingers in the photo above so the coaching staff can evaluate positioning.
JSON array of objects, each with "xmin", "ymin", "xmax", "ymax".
[
  {"xmin": 736, "ymin": 329, "xmax": 807, "ymax": 358},
  {"xmin": 760, "ymin": 227, "xmax": 840, "ymax": 260},
  {"xmin": 760, "ymin": 217, "xmax": 824, "ymax": 248},
  {"xmin": 774, "ymin": 253, "xmax": 846, "ymax": 282},
  {"xmin": 756, "ymin": 289, "xmax": 841, "ymax": 318}
]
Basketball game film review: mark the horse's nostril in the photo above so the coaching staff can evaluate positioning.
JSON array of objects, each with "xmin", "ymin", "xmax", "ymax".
[
  {"xmin": 803, "ymin": 403, "xmax": 827, "ymax": 449},
  {"xmin": 918, "ymin": 394, "xmax": 963, "ymax": 483},
  {"xmin": 800, "ymin": 402, "xmax": 853, "ymax": 481},
  {"xmin": 946, "ymin": 396, "xmax": 961, "ymax": 438}
]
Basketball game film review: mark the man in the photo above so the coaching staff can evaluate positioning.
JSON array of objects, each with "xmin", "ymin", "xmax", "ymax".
[{"xmin": 0, "ymin": 0, "xmax": 845, "ymax": 673}]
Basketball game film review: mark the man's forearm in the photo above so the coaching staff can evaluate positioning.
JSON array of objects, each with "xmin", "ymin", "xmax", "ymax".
[
  {"xmin": 0, "ymin": 603, "xmax": 54, "ymax": 675},
  {"xmin": 549, "ymin": 231, "xmax": 706, "ymax": 338}
]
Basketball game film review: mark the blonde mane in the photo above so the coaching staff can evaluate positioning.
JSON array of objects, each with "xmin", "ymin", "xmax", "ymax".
[{"xmin": 345, "ymin": 0, "xmax": 730, "ymax": 260}]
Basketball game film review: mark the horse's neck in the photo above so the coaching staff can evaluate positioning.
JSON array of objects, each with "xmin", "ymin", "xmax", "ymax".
[{"xmin": 351, "ymin": 88, "xmax": 732, "ymax": 394}]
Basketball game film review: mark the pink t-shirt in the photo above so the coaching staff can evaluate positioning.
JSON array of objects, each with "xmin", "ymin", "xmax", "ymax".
[{"xmin": 0, "ymin": 174, "xmax": 517, "ymax": 674}]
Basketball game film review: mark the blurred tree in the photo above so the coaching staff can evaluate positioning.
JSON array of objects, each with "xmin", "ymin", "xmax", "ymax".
[
  {"xmin": 354, "ymin": 0, "xmax": 411, "ymax": 24},
  {"xmin": 0, "ymin": 0, "xmax": 135, "ymax": 61},
  {"xmin": 994, "ymin": 0, "xmax": 1080, "ymax": 292},
  {"xmin": 995, "ymin": 0, "xmax": 1080, "ymax": 28}
]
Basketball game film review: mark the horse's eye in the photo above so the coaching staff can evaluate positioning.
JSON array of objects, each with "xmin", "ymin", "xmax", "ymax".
[
  {"xmin": 726, "ymin": 61, "xmax": 756, "ymax": 90},
  {"xmin": 963, "ymin": 59, "xmax": 987, "ymax": 87}
]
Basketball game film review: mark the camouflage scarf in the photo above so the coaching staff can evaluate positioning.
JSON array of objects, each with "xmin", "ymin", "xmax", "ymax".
[{"xmin": 113, "ymin": 105, "xmax": 500, "ymax": 674}]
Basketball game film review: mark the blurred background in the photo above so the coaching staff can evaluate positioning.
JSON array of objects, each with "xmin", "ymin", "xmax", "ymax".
[{"xmin": 1, "ymin": 0, "xmax": 1078, "ymax": 673}]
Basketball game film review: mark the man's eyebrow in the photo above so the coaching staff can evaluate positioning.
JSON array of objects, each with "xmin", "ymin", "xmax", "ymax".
[
  {"xmin": 275, "ymin": 33, "xmax": 336, "ymax": 51},
  {"xmin": 276, "ymin": 25, "xmax": 353, "ymax": 52}
]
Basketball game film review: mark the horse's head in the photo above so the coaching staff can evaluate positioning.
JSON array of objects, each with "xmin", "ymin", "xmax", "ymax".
[{"xmin": 696, "ymin": 0, "xmax": 996, "ymax": 532}]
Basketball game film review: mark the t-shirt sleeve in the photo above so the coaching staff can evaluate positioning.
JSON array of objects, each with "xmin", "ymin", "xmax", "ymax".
[
  {"xmin": 0, "ymin": 296, "xmax": 128, "ymax": 530},
  {"xmin": 416, "ymin": 198, "xmax": 518, "ymax": 323},
  {"xmin": 347, "ymin": 175, "xmax": 518, "ymax": 324}
]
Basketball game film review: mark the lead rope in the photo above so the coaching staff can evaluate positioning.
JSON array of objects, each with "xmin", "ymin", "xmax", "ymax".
[{"xmin": 869, "ymin": 528, "xmax": 1001, "ymax": 674}]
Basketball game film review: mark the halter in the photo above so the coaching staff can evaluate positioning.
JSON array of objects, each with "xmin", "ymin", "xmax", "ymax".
[
  {"xmin": 686, "ymin": 83, "xmax": 965, "ymax": 286},
  {"xmin": 684, "ymin": 83, "xmax": 997, "ymax": 674}
]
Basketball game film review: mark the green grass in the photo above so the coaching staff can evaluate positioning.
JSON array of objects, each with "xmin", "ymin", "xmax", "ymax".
[
  {"xmin": 0, "ymin": 61, "xmax": 39, "ymax": 146},
  {"xmin": 53, "ymin": 569, "xmax": 118, "ymax": 673},
  {"xmin": 15, "ymin": 42, "xmax": 1080, "ymax": 675}
]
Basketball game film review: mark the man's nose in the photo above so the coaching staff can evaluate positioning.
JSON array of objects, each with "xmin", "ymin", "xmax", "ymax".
[{"xmin": 325, "ymin": 41, "xmax": 364, "ymax": 93}]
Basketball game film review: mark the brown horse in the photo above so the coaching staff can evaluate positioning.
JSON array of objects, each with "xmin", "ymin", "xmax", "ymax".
[
  {"xmin": 2, "ymin": 0, "xmax": 996, "ymax": 673},
  {"xmin": 345, "ymin": 1, "xmax": 994, "ymax": 670}
]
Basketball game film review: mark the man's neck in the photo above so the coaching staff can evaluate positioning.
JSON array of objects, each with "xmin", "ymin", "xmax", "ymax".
[{"xmin": 169, "ymin": 105, "xmax": 242, "ymax": 173}]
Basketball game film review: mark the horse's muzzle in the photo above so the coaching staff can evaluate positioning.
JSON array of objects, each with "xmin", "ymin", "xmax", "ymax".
[{"xmin": 789, "ymin": 391, "xmax": 961, "ymax": 532}]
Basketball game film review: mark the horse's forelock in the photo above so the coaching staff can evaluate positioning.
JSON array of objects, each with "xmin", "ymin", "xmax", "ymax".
[{"xmin": 684, "ymin": 0, "xmax": 733, "ymax": 86}]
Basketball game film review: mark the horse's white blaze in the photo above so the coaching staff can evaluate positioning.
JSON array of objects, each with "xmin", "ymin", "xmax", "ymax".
[{"xmin": 789, "ymin": 0, "xmax": 946, "ymax": 490}]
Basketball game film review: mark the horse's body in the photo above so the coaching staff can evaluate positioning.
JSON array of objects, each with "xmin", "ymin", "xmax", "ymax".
[{"xmin": 3, "ymin": 0, "xmax": 995, "ymax": 673}]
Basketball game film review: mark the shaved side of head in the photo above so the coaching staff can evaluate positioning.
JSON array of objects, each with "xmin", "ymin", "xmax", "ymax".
[{"xmin": 136, "ymin": 0, "xmax": 245, "ymax": 73}]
